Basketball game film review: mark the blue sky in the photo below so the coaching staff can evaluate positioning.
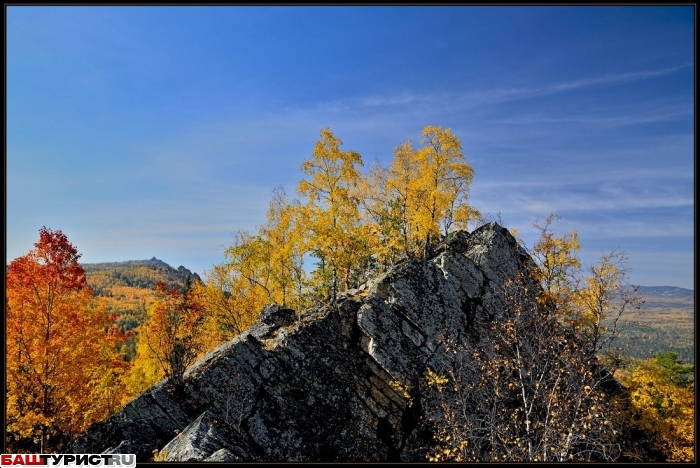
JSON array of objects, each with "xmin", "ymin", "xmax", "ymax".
[{"xmin": 6, "ymin": 6, "xmax": 695, "ymax": 289}]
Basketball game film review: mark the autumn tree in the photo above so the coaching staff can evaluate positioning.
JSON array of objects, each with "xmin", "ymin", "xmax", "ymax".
[
  {"xmin": 139, "ymin": 278, "xmax": 206, "ymax": 388},
  {"xmin": 257, "ymin": 186, "xmax": 307, "ymax": 310},
  {"xmin": 219, "ymin": 189, "xmax": 305, "ymax": 312},
  {"xmin": 363, "ymin": 141, "xmax": 421, "ymax": 266},
  {"xmin": 364, "ymin": 126, "xmax": 479, "ymax": 263},
  {"xmin": 529, "ymin": 214, "xmax": 581, "ymax": 315},
  {"xmin": 424, "ymin": 216, "xmax": 649, "ymax": 462},
  {"xmin": 525, "ymin": 215, "xmax": 643, "ymax": 371},
  {"xmin": 224, "ymin": 230, "xmax": 277, "ymax": 306},
  {"xmin": 621, "ymin": 352, "xmax": 694, "ymax": 461},
  {"xmin": 197, "ymin": 187, "xmax": 308, "ymax": 345},
  {"xmin": 424, "ymin": 272, "xmax": 626, "ymax": 462},
  {"xmin": 194, "ymin": 262, "xmax": 263, "ymax": 345},
  {"xmin": 5, "ymin": 227, "xmax": 128, "ymax": 453},
  {"xmin": 298, "ymin": 128, "xmax": 376, "ymax": 301},
  {"xmin": 571, "ymin": 251, "xmax": 643, "ymax": 367},
  {"xmin": 413, "ymin": 126, "xmax": 478, "ymax": 245},
  {"xmin": 124, "ymin": 330, "xmax": 166, "ymax": 398}
]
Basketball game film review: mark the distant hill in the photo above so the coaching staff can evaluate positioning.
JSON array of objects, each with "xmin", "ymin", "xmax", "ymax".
[
  {"xmin": 81, "ymin": 258, "xmax": 202, "ymax": 360},
  {"xmin": 82, "ymin": 257, "xmax": 201, "ymax": 294},
  {"xmin": 637, "ymin": 285, "xmax": 694, "ymax": 298}
]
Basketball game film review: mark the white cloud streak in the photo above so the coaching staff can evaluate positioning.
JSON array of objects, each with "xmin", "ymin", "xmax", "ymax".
[{"xmin": 309, "ymin": 63, "xmax": 693, "ymax": 117}]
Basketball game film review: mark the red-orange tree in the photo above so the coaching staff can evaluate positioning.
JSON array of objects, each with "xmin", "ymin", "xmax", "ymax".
[{"xmin": 5, "ymin": 227, "xmax": 128, "ymax": 453}]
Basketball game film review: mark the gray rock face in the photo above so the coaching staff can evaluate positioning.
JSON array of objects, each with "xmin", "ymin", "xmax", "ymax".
[{"xmin": 70, "ymin": 223, "xmax": 530, "ymax": 462}]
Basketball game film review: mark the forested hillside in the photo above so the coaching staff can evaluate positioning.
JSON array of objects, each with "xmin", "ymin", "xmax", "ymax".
[
  {"xmin": 82, "ymin": 258, "xmax": 201, "ymax": 359},
  {"xmin": 638, "ymin": 286, "xmax": 694, "ymax": 298},
  {"xmin": 83, "ymin": 257, "xmax": 200, "ymax": 292}
]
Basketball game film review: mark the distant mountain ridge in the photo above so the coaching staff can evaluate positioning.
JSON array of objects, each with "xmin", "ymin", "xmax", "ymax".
[
  {"xmin": 637, "ymin": 286, "xmax": 694, "ymax": 298},
  {"xmin": 81, "ymin": 258, "xmax": 202, "ymax": 344},
  {"xmin": 82, "ymin": 257, "xmax": 201, "ymax": 293}
]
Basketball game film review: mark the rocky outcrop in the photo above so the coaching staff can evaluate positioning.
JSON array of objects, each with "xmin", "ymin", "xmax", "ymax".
[{"xmin": 70, "ymin": 223, "xmax": 532, "ymax": 462}]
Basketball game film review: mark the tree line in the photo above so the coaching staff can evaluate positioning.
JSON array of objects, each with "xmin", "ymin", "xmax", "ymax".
[{"xmin": 197, "ymin": 125, "xmax": 479, "ymax": 323}]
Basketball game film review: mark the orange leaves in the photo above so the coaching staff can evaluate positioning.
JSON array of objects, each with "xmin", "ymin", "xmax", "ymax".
[
  {"xmin": 6, "ymin": 228, "xmax": 129, "ymax": 452},
  {"xmin": 138, "ymin": 278, "xmax": 206, "ymax": 387}
]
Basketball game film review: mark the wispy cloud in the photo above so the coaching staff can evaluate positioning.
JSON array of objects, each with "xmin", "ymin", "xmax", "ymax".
[
  {"xmin": 492, "ymin": 182, "xmax": 693, "ymax": 214},
  {"xmin": 550, "ymin": 63, "xmax": 692, "ymax": 90},
  {"xmin": 458, "ymin": 63, "xmax": 693, "ymax": 106},
  {"xmin": 360, "ymin": 93, "xmax": 419, "ymax": 107},
  {"xmin": 574, "ymin": 220, "xmax": 693, "ymax": 239},
  {"xmin": 312, "ymin": 100, "xmax": 352, "ymax": 114},
  {"xmin": 485, "ymin": 104, "xmax": 692, "ymax": 127},
  {"xmin": 474, "ymin": 167, "xmax": 693, "ymax": 191},
  {"xmin": 324, "ymin": 63, "xmax": 694, "ymax": 115},
  {"xmin": 255, "ymin": 63, "xmax": 693, "ymax": 153},
  {"xmin": 517, "ymin": 192, "xmax": 693, "ymax": 214}
]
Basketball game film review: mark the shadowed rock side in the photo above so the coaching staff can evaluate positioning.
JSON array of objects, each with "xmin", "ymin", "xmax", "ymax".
[{"xmin": 70, "ymin": 222, "xmax": 532, "ymax": 462}]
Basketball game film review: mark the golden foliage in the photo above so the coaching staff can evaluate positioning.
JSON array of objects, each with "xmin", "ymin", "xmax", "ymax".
[
  {"xmin": 123, "ymin": 328, "xmax": 166, "ymax": 399},
  {"xmin": 530, "ymin": 214, "xmax": 580, "ymax": 315},
  {"xmin": 364, "ymin": 126, "xmax": 478, "ymax": 263},
  {"xmin": 622, "ymin": 352, "xmax": 694, "ymax": 461},
  {"xmin": 137, "ymin": 279, "xmax": 207, "ymax": 387},
  {"xmin": 528, "ymin": 214, "xmax": 643, "ymax": 367},
  {"xmin": 200, "ymin": 186, "xmax": 308, "ymax": 344},
  {"xmin": 196, "ymin": 262, "xmax": 265, "ymax": 345},
  {"xmin": 202, "ymin": 125, "xmax": 477, "ymax": 329},
  {"xmin": 297, "ymin": 128, "xmax": 376, "ymax": 301}
]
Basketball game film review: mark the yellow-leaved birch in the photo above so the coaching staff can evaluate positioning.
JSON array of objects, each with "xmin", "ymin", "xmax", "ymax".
[
  {"xmin": 412, "ymin": 126, "xmax": 478, "ymax": 253},
  {"xmin": 368, "ymin": 126, "xmax": 478, "ymax": 260},
  {"xmin": 297, "ymin": 128, "xmax": 372, "ymax": 301},
  {"xmin": 259, "ymin": 186, "xmax": 307, "ymax": 311}
]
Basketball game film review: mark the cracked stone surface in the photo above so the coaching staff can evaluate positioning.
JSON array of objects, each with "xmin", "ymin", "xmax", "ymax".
[{"xmin": 69, "ymin": 223, "xmax": 531, "ymax": 462}]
